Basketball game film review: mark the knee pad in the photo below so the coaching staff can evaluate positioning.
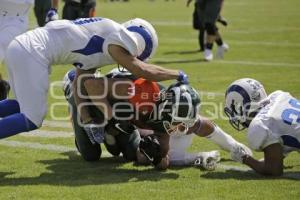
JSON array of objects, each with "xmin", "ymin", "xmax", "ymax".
[{"xmin": 205, "ymin": 23, "xmax": 217, "ymax": 35}]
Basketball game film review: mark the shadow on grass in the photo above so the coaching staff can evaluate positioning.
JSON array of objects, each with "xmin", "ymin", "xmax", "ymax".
[
  {"xmin": 201, "ymin": 169, "xmax": 300, "ymax": 181},
  {"xmin": 0, "ymin": 151, "xmax": 179, "ymax": 186}
]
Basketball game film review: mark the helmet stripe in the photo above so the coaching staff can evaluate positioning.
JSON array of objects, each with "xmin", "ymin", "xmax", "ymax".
[
  {"xmin": 127, "ymin": 26, "xmax": 153, "ymax": 61},
  {"xmin": 226, "ymin": 84, "xmax": 251, "ymax": 108}
]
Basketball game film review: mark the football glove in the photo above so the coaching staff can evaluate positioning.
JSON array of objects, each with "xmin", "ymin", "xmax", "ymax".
[
  {"xmin": 106, "ymin": 118, "xmax": 137, "ymax": 136},
  {"xmin": 0, "ymin": 79, "xmax": 10, "ymax": 100},
  {"xmin": 139, "ymin": 135, "xmax": 162, "ymax": 166},
  {"xmin": 177, "ymin": 70, "xmax": 189, "ymax": 84},
  {"xmin": 83, "ymin": 120, "xmax": 104, "ymax": 144},
  {"xmin": 45, "ymin": 8, "xmax": 59, "ymax": 23}
]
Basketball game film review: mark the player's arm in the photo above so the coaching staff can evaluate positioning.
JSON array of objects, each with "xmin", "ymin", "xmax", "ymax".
[
  {"xmin": 45, "ymin": 0, "xmax": 59, "ymax": 23},
  {"xmin": 242, "ymin": 143, "xmax": 284, "ymax": 176},
  {"xmin": 108, "ymin": 44, "xmax": 187, "ymax": 83},
  {"xmin": 72, "ymin": 68, "xmax": 96, "ymax": 124},
  {"xmin": 155, "ymin": 132, "xmax": 170, "ymax": 170}
]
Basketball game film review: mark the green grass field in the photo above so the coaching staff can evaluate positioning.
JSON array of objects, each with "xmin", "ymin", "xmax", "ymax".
[{"xmin": 1, "ymin": 0, "xmax": 300, "ymax": 199}]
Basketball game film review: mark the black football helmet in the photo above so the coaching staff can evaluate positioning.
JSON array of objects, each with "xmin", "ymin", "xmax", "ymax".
[{"xmin": 158, "ymin": 82, "xmax": 201, "ymax": 136}]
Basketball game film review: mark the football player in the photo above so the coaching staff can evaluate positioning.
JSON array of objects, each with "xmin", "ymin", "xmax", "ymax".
[
  {"xmin": 0, "ymin": 17, "xmax": 188, "ymax": 140},
  {"xmin": 224, "ymin": 78, "xmax": 300, "ymax": 176},
  {"xmin": 62, "ymin": 69, "xmax": 169, "ymax": 169},
  {"xmin": 67, "ymin": 68, "xmax": 252, "ymax": 170}
]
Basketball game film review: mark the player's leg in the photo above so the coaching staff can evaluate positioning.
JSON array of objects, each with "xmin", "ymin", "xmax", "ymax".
[
  {"xmin": 203, "ymin": 0, "xmax": 222, "ymax": 61},
  {"xmin": 67, "ymin": 94, "xmax": 102, "ymax": 161},
  {"xmin": 168, "ymin": 134, "xmax": 194, "ymax": 165},
  {"xmin": 0, "ymin": 40, "xmax": 50, "ymax": 137},
  {"xmin": 168, "ymin": 134, "xmax": 220, "ymax": 169},
  {"xmin": 34, "ymin": 0, "xmax": 52, "ymax": 27},
  {"xmin": 194, "ymin": 116, "xmax": 252, "ymax": 155}
]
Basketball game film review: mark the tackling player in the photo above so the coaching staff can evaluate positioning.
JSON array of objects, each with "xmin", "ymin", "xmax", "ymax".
[
  {"xmin": 0, "ymin": 17, "xmax": 188, "ymax": 140},
  {"xmin": 224, "ymin": 78, "xmax": 300, "ymax": 176}
]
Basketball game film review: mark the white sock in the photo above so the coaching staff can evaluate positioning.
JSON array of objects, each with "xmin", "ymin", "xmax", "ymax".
[{"xmin": 206, "ymin": 125, "xmax": 238, "ymax": 152}]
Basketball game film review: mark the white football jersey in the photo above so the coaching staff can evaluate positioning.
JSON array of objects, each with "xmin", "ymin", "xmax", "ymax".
[
  {"xmin": 248, "ymin": 90, "xmax": 300, "ymax": 153},
  {"xmin": 1, "ymin": 0, "xmax": 33, "ymax": 16},
  {"xmin": 15, "ymin": 18, "xmax": 140, "ymax": 70}
]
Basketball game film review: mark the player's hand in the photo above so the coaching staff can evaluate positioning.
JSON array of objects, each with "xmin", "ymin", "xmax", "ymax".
[
  {"xmin": 83, "ymin": 120, "xmax": 104, "ymax": 144},
  {"xmin": 139, "ymin": 135, "xmax": 162, "ymax": 166},
  {"xmin": 231, "ymin": 145, "xmax": 250, "ymax": 163},
  {"xmin": 177, "ymin": 70, "xmax": 189, "ymax": 84},
  {"xmin": 45, "ymin": 8, "xmax": 59, "ymax": 23}
]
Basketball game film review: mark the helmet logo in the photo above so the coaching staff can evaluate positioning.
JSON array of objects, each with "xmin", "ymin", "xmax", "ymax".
[{"xmin": 127, "ymin": 26, "xmax": 153, "ymax": 61}]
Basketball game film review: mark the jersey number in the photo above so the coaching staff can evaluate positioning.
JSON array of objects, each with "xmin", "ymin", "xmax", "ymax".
[
  {"xmin": 281, "ymin": 98, "xmax": 300, "ymax": 149},
  {"xmin": 281, "ymin": 99, "xmax": 300, "ymax": 125}
]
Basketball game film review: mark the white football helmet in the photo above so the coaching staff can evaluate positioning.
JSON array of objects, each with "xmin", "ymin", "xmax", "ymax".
[
  {"xmin": 224, "ymin": 78, "xmax": 268, "ymax": 131},
  {"xmin": 122, "ymin": 18, "xmax": 158, "ymax": 61}
]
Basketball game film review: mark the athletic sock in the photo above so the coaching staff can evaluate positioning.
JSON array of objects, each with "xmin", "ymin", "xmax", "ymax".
[
  {"xmin": 0, "ymin": 99, "xmax": 20, "ymax": 117},
  {"xmin": 0, "ymin": 113, "xmax": 37, "ymax": 139},
  {"xmin": 206, "ymin": 125, "xmax": 237, "ymax": 152}
]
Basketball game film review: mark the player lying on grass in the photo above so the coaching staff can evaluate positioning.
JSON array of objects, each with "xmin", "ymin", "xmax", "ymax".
[
  {"xmin": 63, "ymin": 68, "xmax": 252, "ymax": 170},
  {"xmin": 224, "ymin": 78, "xmax": 300, "ymax": 176},
  {"xmin": 63, "ymin": 69, "xmax": 219, "ymax": 170},
  {"xmin": 0, "ymin": 17, "xmax": 188, "ymax": 139}
]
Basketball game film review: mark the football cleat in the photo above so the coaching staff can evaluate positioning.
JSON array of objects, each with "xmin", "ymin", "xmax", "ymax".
[
  {"xmin": 194, "ymin": 150, "xmax": 221, "ymax": 171},
  {"xmin": 216, "ymin": 43, "xmax": 229, "ymax": 59},
  {"xmin": 204, "ymin": 49, "xmax": 213, "ymax": 61}
]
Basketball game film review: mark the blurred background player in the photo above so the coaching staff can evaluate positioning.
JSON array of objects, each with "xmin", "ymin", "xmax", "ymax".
[
  {"xmin": 45, "ymin": 0, "xmax": 96, "ymax": 23},
  {"xmin": 190, "ymin": 0, "xmax": 228, "ymax": 52},
  {"xmin": 34, "ymin": 0, "xmax": 52, "ymax": 26},
  {"xmin": 225, "ymin": 78, "xmax": 300, "ymax": 176},
  {"xmin": 186, "ymin": 0, "xmax": 228, "ymax": 61}
]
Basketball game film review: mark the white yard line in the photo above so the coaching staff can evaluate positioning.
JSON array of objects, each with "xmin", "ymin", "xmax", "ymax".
[
  {"xmin": 20, "ymin": 130, "xmax": 73, "ymax": 138},
  {"xmin": 161, "ymin": 37, "xmax": 300, "ymax": 47},
  {"xmin": 0, "ymin": 140, "xmax": 111, "ymax": 157},
  {"xmin": 153, "ymin": 57, "xmax": 300, "ymax": 68},
  {"xmin": 43, "ymin": 120, "xmax": 72, "ymax": 128},
  {"xmin": 0, "ymin": 140, "xmax": 75, "ymax": 152}
]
